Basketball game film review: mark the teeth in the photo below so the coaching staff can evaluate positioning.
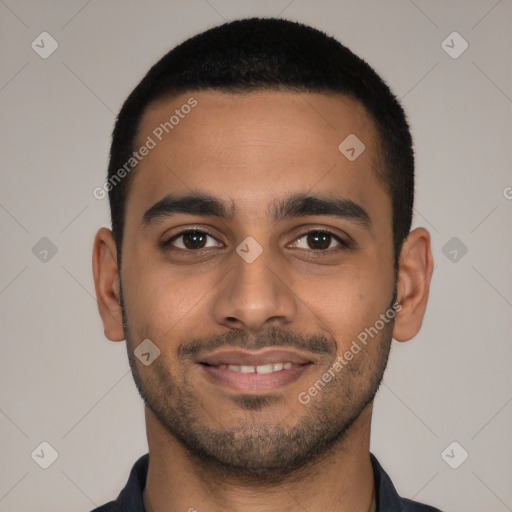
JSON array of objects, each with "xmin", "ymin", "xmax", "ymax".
[
  {"xmin": 222, "ymin": 362, "xmax": 295, "ymax": 373},
  {"xmin": 258, "ymin": 364, "xmax": 277, "ymax": 374}
]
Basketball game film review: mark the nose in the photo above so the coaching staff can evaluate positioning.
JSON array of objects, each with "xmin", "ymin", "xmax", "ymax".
[{"xmin": 212, "ymin": 247, "xmax": 298, "ymax": 335}]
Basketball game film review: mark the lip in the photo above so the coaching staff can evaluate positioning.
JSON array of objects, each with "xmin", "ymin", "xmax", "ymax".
[
  {"xmin": 197, "ymin": 348, "xmax": 316, "ymax": 393},
  {"xmin": 198, "ymin": 348, "xmax": 316, "ymax": 367},
  {"xmin": 200, "ymin": 363, "xmax": 313, "ymax": 393}
]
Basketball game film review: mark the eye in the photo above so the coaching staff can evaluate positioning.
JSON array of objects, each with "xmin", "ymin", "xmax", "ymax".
[
  {"xmin": 291, "ymin": 230, "xmax": 347, "ymax": 252},
  {"xmin": 165, "ymin": 229, "xmax": 222, "ymax": 250}
]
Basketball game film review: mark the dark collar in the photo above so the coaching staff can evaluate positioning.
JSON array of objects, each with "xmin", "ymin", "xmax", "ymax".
[{"xmin": 92, "ymin": 452, "xmax": 443, "ymax": 512}]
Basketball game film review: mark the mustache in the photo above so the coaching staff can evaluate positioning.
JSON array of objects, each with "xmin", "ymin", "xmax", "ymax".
[{"xmin": 177, "ymin": 326, "xmax": 336, "ymax": 359}]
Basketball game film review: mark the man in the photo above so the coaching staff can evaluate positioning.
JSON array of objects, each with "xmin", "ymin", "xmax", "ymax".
[{"xmin": 92, "ymin": 17, "xmax": 439, "ymax": 512}]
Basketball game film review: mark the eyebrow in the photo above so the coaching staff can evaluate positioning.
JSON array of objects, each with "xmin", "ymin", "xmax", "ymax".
[
  {"xmin": 271, "ymin": 194, "xmax": 371, "ymax": 228},
  {"xmin": 142, "ymin": 193, "xmax": 235, "ymax": 226},
  {"xmin": 141, "ymin": 192, "xmax": 371, "ymax": 229}
]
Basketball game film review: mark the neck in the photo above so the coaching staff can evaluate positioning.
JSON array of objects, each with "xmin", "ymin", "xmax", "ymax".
[{"xmin": 142, "ymin": 405, "xmax": 375, "ymax": 512}]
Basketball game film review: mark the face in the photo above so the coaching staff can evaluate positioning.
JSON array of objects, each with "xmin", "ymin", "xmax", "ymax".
[{"xmin": 113, "ymin": 91, "xmax": 399, "ymax": 479}]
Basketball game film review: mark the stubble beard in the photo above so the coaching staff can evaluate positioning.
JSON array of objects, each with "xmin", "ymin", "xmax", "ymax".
[{"xmin": 121, "ymin": 294, "xmax": 394, "ymax": 484}]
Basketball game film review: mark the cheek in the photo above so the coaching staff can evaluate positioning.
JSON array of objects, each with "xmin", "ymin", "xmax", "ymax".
[
  {"xmin": 292, "ymin": 263, "xmax": 393, "ymax": 350},
  {"xmin": 121, "ymin": 256, "xmax": 210, "ymax": 341}
]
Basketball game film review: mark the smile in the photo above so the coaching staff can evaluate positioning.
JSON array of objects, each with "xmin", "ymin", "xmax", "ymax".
[
  {"xmin": 214, "ymin": 362, "xmax": 295, "ymax": 373},
  {"xmin": 199, "ymin": 361, "xmax": 313, "ymax": 393}
]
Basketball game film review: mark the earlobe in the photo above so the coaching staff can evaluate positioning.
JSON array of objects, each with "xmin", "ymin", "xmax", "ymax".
[
  {"xmin": 92, "ymin": 227, "xmax": 125, "ymax": 342},
  {"xmin": 393, "ymin": 227, "xmax": 434, "ymax": 342}
]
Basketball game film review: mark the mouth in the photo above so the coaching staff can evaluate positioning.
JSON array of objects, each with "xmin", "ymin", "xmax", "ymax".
[{"xmin": 197, "ymin": 348, "xmax": 316, "ymax": 393}]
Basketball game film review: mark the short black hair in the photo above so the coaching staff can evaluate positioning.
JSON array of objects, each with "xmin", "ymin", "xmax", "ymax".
[{"xmin": 107, "ymin": 17, "xmax": 414, "ymax": 266}]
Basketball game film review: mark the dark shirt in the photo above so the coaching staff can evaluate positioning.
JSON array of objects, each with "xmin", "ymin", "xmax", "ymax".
[{"xmin": 91, "ymin": 453, "xmax": 443, "ymax": 512}]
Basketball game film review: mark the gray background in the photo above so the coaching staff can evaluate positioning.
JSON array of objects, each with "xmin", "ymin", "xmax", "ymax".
[{"xmin": 1, "ymin": 1, "xmax": 511, "ymax": 511}]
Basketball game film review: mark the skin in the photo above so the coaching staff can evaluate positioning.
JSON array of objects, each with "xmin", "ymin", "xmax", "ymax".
[{"xmin": 93, "ymin": 90, "xmax": 433, "ymax": 512}]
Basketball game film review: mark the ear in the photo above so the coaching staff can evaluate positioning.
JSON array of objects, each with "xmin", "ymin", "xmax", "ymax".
[
  {"xmin": 393, "ymin": 227, "xmax": 434, "ymax": 342},
  {"xmin": 92, "ymin": 227, "xmax": 125, "ymax": 341}
]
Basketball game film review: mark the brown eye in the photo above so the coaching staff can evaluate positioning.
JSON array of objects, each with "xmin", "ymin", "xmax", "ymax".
[
  {"xmin": 293, "ymin": 230, "xmax": 344, "ymax": 251},
  {"xmin": 167, "ymin": 230, "xmax": 220, "ymax": 250},
  {"xmin": 306, "ymin": 232, "xmax": 332, "ymax": 250}
]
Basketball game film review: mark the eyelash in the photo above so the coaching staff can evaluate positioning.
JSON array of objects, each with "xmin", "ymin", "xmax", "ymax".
[{"xmin": 162, "ymin": 228, "xmax": 350, "ymax": 254}]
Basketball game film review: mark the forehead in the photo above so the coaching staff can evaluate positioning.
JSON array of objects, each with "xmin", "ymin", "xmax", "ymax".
[{"xmin": 126, "ymin": 90, "xmax": 388, "ymax": 227}]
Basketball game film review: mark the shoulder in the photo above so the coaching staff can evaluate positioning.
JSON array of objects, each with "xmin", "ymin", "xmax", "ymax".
[
  {"xmin": 370, "ymin": 453, "xmax": 445, "ymax": 512},
  {"xmin": 88, "ymin": 453, "xmax": 149, "ymax": 512},
  {"xmin": 89, "ymin": 502, "xmax": 116, "ymax": 512},
  {"xmin": 400, "ymin": 497, "xmax": 444, "ymax": 511}
]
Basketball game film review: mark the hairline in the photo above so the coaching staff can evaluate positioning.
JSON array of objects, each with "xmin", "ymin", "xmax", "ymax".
[{"xmin": 116, "ymin": 86, "xmax": 394, "ymax": 265}]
